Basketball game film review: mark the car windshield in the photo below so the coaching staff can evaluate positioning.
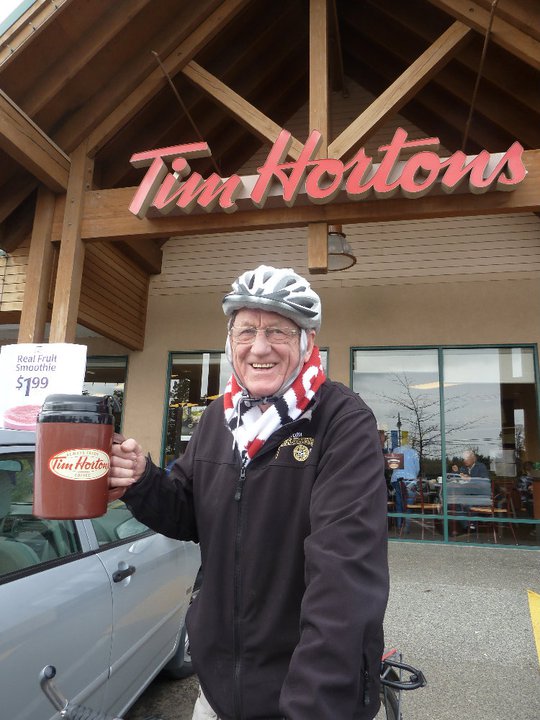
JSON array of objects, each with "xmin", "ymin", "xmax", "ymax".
[{"xmin": 0, "ymin": 448, "xmax": 81, "ymax": 575}]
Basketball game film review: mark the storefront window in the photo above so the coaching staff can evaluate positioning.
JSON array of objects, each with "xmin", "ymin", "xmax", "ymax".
[
  {"xmin": 164, "ymin": 352, "xmax": 230, "ymax": 466},
  {"xmin": 353, "ymin": 346, "xmax": 540, "ymax": 547},
  {"xmin": 83, "ymin": 356, "xmax": 127, "ymax": 432}
]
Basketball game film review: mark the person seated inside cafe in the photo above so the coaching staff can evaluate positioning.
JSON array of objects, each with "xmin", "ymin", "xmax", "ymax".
[
  {"xmin": 390, "ymin": 443, "xmax": 420, "ymax": 530},
  {"xmin": 460, "ymin": 449, "xmax": 489, "ymax": 479},
  {"xmin": 449, "ymin": 450, "xmax": 490, "ymax": 535},
  {"xmin": 517, "ymin": 461, "xmax": 535, "ymax": 517}
]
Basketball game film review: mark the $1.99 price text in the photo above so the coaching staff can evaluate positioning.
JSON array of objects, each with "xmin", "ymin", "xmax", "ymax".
[{"xmin": 16, "ymin": 375, "xmax": 49, "ymax": 396}]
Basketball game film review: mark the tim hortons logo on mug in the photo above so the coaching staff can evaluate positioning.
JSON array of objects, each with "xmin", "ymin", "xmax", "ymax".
[
  {"xmin": 48, "ymin": 448, "xmax": 110, "ymax": 480},
  {"xmin": 128, "ymin": 127, "xmax": 527, "ymax": 219}
]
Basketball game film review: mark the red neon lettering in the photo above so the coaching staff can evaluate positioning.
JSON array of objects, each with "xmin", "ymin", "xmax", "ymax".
[
  {"xmin": 251, "ymin": 130, "xmax": 323, "ymax": 208},
  {"xmin": 154, "ymin": 172, "xmax": 242, "ymax": 214},
  {"xmin": 128, "ymin": 129, "xmax": 526, "ymax": 217},
  {"xmin": 398, "ymin": 152, "xmax": 443, "ymax": 198},
  {"xmin": 440, "ymin": 142, "xmax": 527, "ymax": 194},
  {"xmin": 304, "ymin": 159, "xmax": 344, "ymax": 203},
  {"xmin": 344, "ymin": 131, "xmax": 442, "ymax": 199},
  {"xmin": 129, "ymin": 143, "xmax": 210, "ymax": 218},
  {"xmin": 496, "ymin": 142, "xmax": 527, "ymax": 189}
]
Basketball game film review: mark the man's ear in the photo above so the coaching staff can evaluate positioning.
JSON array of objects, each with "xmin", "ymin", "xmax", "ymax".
[{"xmin": 304, "ymin": 330, "xmax": 317, "ymax": 362}]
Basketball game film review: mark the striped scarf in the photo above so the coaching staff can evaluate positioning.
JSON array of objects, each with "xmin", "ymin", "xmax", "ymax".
[{"xmin": 223, "ymin": 346, "xmax": 326, "ymax": 464}]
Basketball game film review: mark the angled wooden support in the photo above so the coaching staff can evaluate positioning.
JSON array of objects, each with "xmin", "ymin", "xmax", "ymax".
[
  {"xmin": 329, "ymin": 21, "xmax": 473, "ymax": 160},
  {"xmin": 0, "ymin": 89, "xmax": 70, "ymax": 192},
  {"xmin": 49, "ymin": 142, "xmax": 93, "ymax": 343},
  {"xmin": 18, "ymin": 187, "xmax": 57, "ymax": 343},
  {"xmin": 308, "ymin": 0, "xmax": 330, "ymax": 274},
  {"xmin": 181, "ymin": 61, "xmax": 304, "ymax": 160}
]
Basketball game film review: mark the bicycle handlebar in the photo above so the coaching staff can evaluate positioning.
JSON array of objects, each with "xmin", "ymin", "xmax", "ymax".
[{"xmin": 380, "ymin": 657, "xmax": 427, "ymax": 691}]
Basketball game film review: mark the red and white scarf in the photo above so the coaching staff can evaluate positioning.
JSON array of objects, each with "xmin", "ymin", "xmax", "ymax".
[{"xmin": 223, "ymin": 346, "xmax": 326, "ymax": 464}]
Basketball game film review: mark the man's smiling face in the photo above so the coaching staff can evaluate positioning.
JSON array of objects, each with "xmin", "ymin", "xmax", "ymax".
[{"xmin": 230, "ymin": 309, "xmax": 314, "ymax": 397}]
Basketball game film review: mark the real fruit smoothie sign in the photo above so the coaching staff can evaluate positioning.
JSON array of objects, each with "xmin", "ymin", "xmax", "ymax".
[{"xmin": 0, "ymin": 343, "xmax": 87, "ymax": 430}]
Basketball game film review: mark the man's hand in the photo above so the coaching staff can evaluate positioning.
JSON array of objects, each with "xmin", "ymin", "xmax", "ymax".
[{"xmin": 109, "ymin": 433, "xmax": 147, "ymax": 491}]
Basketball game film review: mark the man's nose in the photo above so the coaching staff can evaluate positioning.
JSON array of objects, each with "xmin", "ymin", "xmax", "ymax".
[{"xmin": 250, "ymin": 329, "xmax": 272, "ymax": 352}]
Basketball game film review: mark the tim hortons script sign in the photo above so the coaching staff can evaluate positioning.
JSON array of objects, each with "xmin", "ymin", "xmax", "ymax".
[{"xmin": 128, "ymin": 127, "xmax": 527, "ymax": 219}]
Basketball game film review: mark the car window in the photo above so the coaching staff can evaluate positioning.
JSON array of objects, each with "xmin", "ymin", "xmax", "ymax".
[
  {"xmin": 90, "ymin": 500, "xmax": 151, "ymax": 547},
  {"xmin": 0, "ymin": 452, "xmax": 80, "ymax": 580}
]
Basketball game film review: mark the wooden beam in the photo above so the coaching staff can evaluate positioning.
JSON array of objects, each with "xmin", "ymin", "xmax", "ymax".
[
  {"xmin": 49, "ymin": 142, "xmax": 93, "ymax": 343},
  {"xmin": 0, "ymin": 90, "xmax": 70, "ymax": 191},
  {"xmin": 349, "ymin": 7, "xmax": 539, "ymax": 148},
  {"xmin": 50, "ymin": 149, "xmax": 540, "ymax": 242},
  {"xmin": 308, "ymin": 0, "xmax": 330, "ymax": 273},
  {"xmin": 182, "ymin": 61, "xmax": 304, "ymax": 160},
  {"xmin": 329, "ymin": 21, "xmax": 473, "ymax": 159},
  {"xmin": 87, "ymin": 0, "xmax": 251, "ymax": 155},
  {"xmin": 307, "ymin": 222, "xmax": 329, "ymax": 275},
  {"xmin": 309, "ymin": 0, "xmax": 329, "ymax": 149},
  {"xmin": 18, "ymin": 0, "xmax": 155, "ymax": 119},
  {"xmin": 18, "ymin": 187, "xmax": 56, "ymax": 343},
  {"xmin": 345, "ymin": 33, "xmax": 514, "ymax": 152},
  {"xmin": 360, "ymin": 0, "xmax": 540, "ymax": 118},
  {"xmin": 427, "ymin": 0, "xmax": 540, "ymax": 69},
  {"xmin": 473, "ymin": 0, "xmax": 540, "ymax": 41}
]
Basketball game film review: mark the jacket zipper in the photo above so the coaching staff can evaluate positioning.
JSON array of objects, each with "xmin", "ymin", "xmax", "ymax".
[
  {"xmin": 233, "ymin": 457, "xmax": 247, "ymax": 719},
  {"xmin": 362, "ymin": 660, "xmax": 371, "ymax": 705},
  {"xmin": 234, "ymin": 457, "xmax": 247, "ymax": 501}
]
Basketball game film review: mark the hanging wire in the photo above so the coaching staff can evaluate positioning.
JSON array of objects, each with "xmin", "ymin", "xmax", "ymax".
[
  {"xmin": 461, "ymin": 0, "xmax": 500, "ymax": 152},
  {"xmin": 330, "ymin": 0, "xmax": 348, "ymax": 98},
  {"xmin": 151, "ymin": 50, "xmax": 222, "ymax": 176}
]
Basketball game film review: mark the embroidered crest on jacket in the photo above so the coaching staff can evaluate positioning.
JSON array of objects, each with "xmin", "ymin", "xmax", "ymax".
[{"xmin": 275, "ymin": 435, "xmax": 315, "ymax": 461}]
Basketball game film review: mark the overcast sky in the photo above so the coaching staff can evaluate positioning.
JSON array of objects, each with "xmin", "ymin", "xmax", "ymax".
[{"xmin": 0, "ymin": 1, "xmax": 26, "ymax": 25}]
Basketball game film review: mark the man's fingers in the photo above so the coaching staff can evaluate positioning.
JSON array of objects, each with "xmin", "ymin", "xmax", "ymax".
[{"xmin": 109, "ymin": 436, "xmax": 145, "ymax": 486}]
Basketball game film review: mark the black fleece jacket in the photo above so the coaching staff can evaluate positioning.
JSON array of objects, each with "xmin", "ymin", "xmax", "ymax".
[{"xmin": 123, "ymin": 379, "xmax": 389, "ymax": 720}]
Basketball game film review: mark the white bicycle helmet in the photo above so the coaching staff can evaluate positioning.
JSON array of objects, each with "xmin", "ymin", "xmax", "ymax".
[{"xmin": 222, "ymin": 265, "xmax": 322, "ymax": 331}]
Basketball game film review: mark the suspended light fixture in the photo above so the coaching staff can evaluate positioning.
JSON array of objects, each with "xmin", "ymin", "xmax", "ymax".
[{"xmin": 327, "ymin": 225, "xmax": 356, "ymax": 271}]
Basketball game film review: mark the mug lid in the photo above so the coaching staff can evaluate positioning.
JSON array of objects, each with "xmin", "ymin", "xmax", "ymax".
[{"xmin": 40, "ymin": 394, "xmax": 114, "ymax": 415}]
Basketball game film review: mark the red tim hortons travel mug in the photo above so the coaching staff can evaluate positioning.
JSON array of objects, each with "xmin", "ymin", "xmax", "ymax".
[{"xmin": 33, "ymin": 394, "xmax": 115, "ymax": 519}]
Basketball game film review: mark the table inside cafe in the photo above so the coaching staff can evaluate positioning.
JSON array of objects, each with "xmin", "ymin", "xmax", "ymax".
[{"xmin": 429, "ymin": 476, "xmax": 492, "ymax": 536}]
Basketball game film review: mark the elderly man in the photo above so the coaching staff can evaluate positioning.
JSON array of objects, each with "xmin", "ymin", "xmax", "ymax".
[
  {"xmin": 460, "ymin": 450, "xmax": 489, "ymax": 478},
  {"xmin": 109, "ymin": 265, "xmax": 389, "ymax": 720}
]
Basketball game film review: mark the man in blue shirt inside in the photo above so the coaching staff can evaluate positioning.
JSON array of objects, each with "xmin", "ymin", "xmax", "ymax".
[
  {"xmin": 391, "ymin": 444, "xmax": 420, "ymax": 529},
  {"xmin": 460, "ymin": 449, "xmax": 489, "ymax": 478}
]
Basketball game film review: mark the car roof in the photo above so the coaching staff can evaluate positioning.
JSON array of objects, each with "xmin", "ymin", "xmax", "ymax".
[{"xmin": 0, "ymin": 428, "xmax": 36, "ymax": 449}]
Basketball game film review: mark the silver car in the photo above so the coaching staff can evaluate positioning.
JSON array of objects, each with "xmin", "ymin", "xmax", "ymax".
[{"xmin": 0, "ymin": 429, "xmax": 200, "ymax": 720}]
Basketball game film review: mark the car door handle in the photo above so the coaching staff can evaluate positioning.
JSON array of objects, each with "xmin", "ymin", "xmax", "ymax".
[{"xmin": 113, "ymin": 565, "xmax": 136, "ymax": 583}]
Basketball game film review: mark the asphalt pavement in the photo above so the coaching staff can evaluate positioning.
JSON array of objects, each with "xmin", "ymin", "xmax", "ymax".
[{"xmin": 127, "ymin": 541, "xmax": 540, "ymax": 720}]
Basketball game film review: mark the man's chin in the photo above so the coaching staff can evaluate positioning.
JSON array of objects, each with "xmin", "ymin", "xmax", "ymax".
[{"xmin": 245, "ymin": 379, "xmax": 281, "ymax": 398}]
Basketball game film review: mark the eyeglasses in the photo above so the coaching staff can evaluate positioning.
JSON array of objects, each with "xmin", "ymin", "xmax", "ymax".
[{"xmin": 229, "ymin": 326, "xmax": 301, "ymax": 345}]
